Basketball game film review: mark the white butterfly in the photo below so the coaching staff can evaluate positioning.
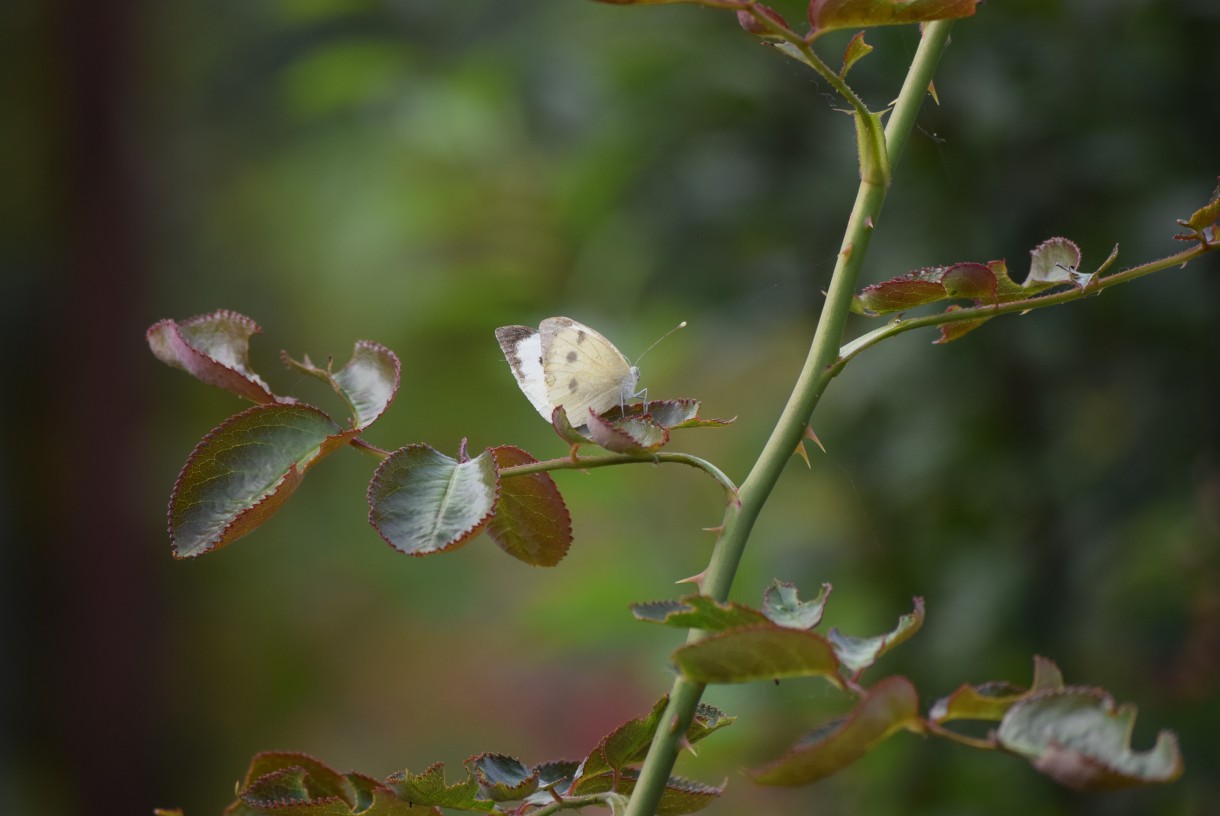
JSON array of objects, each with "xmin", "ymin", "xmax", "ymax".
[{"xmin": 496, "ymin": 317, "xmax": 642, "ymax": 426}]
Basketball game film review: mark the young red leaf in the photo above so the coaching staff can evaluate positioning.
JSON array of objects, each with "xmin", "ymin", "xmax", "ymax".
[
  {"xmin": 672, "ymin": 625, "xmax": 844, "ymax": 687},
  {"xmin": 738, "ymin": 4, "xmax": 789, "ymax": 37},
  {"xmin": 367, "ymin": 445, "xmax": 499, "ymax": 556},
  {"xmin": 826, "ymin": 596, "xmax": 924, "ymax": 678},
  {"xmin": 839, "ymin": 31, "xmax": 873, "ymax": 77},
  {"xmin": 487, "ymin": 446, "xmax": 572, "ymax": 566},
  {"xmin": 147, "ymin": 310, "xmax": 277, "ymax": 404},
  {"xmin": 808, "ymin": 0, "xmax": 980, "ymax": 38},
  {"xmin": 997, "ymin": 687, "xmax": 1183, "ymax": 791},
  {"xmin": 169, "ymin": 404, "xmax": 355, "ymax": 558},
  {"xmin": 853, "ymin": 269, "xmax": 948, "ymax": 315},
  {"xmin": 749, "ymin": 675, "xmax": 923, "ymax": 785},
  {"xmin": 631, "ymin": 595, "xmax": 771, "ymax": 631},
  {"xmin": 762, "ymin": 579, "xmax": 831, "ymax": 630}
]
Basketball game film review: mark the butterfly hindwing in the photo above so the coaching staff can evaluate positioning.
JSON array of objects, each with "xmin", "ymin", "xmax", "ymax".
[{"xmin": 495, "ymin": 325, "xmax": 551, "ymax": 419}]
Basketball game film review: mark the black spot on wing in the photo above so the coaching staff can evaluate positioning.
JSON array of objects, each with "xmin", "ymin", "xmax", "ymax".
[{"xmin": 566, "ymin": 350, "xmax": 578, "ymax": 362}]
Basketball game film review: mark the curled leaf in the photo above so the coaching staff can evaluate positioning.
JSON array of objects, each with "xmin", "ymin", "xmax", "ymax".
[
  {"xmin": 750, "ymin": 676, "xmax": 924, "ymax": 785},
  {"xmin": 840, "ymin": 31, "xmax": 873, "ymax": 78},
  {"xmin": 1026, "ymin": 237, "xmax": 1082, "ymax": 288},
  {"xmin": 147, "ymin": 310, "xmax": 277, "ymax": 403},
  {"xmin": 827, "ymin": 597, "xmax": 924, "ymax": 677},
  {"xmin": 738, "ymin": 4, "xmax": 789, "ymax": 37},
  {"xmin": 586, "ymin": 410, "xmax": 670, "ymax": 453},
  {"xmin": 762, "ymin": 580, "xmax": 831, "ymax": 630},
  {"xmin": 997, "ymin": 687, "xmax": 1184, "ymax": 791}
]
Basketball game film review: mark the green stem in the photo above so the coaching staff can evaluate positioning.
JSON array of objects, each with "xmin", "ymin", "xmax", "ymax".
[
  {"xmin": 835, "ymin": 243, "xmax": 1215, "ymax": 371},
  {"xmin": 501, "ymin": 452, "xmax": 739, "ymax": 498},
  {"xmin": 621, "ymin": 21, "xmax": 957, "ymax": 816}
]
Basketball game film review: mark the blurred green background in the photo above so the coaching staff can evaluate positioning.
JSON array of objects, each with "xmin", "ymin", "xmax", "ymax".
[{"xmin": 4, "ymin": 1, "xmax": 1218, "ymax": 814}]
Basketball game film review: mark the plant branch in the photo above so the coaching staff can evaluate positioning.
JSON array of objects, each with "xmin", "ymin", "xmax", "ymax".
[
  {"xmin": 834, "ymin": 243, "xmax": 1214, "ymax": 372},
  {"xmin": 500, "ymin": 452, "xmax": 739, "ymax": 498},
  {"xmin": 621, "ymin": 21, "xmax": 958, "ymax": 816}
]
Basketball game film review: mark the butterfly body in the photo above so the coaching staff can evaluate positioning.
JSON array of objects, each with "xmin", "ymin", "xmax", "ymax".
[{"xmin": 496, "ymin": 316, "xmax": 641, "ymax": 426}]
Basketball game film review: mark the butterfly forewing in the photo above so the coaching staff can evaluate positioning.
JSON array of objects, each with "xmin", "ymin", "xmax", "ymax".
[{"xmin": 539, "ymin": 317, "xmax": 639, "ymax": 426}]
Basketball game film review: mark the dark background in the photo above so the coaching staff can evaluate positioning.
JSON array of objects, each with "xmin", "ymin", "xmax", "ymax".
[{"xmin": 3, "ymin": 1, "xmax": 1218, "ymax": 814}]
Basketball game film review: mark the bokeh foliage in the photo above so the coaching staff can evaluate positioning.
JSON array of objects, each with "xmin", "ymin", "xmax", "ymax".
[{"xmin": 5, "ymin": 1, "xmax": 1218, "ymax": 815}]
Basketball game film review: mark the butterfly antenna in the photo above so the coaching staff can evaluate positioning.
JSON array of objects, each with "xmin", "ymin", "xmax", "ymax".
[{"xmin": 634, "ymin": 321, "xmax": 687, "ymax": 366}]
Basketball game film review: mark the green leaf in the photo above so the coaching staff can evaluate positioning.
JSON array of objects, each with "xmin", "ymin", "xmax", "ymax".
[
  {"xmin": 169, "ymin": 404, "xmax": 354, "ymax": 558},
  {"xmin": 673, "ymin": 626, "xmax": 844, "ymax": 687},
  {"xmin": 762, "ymin": 580, "xmax": 831, "ymax": 629},
  {"xmin": 384, "ymin": 763, "xmax": 494, "ymax": 812},
  {"xmin": 367, "ymin": 445, "xmax": 499, "ymax": 556},
  {"xmin": 996, "ymin": 687, "xmax": 1184, "ymax": 791},
  {"xmin": 688, "ymin": 702, "xmax": 737, "ymax": 744},
  {"xmin": 808, "ymin": 0, "xmax": 980, "ymax": 37},
  {"xmin": 465, "ymin": 753, "xmax": 538, "ymax": 802},
  {"xmin": 929, "ymin": 655, "xmax": 1064, "ymax": 724},
  {"xmin": 1185, "ymin": 178, "xmax": 1220, "ymax": 230},
  {"xmin": 826, "ymin": 597, "xmax": 924, "ymax": 677},
  {"xmin": 1026, "ymin": 237, "xmax": 1082, "ymax": 288},
  {"xmin": 631, "ymin": 595, "xmax": 770, "ymax": 631},
  {"xmin": 573, "ymin": 771, "xmax": 724, "ymax": 816},
  {"xmin": 749, "ymin": 676, "xmax": 923, "ymax": 785},
  {"xmin": 229, "ymin": 754, "xmax": 433, "ymax": 816},
  {"xmin": 147, "ymin": 310, "xmax": 277, "ymax": 403},
  {"xmin": 572, "ymin": 696, "xmax": 670, "ymax": 789},
  {"xmin": 487, "ymin": 446, "xmax": 572, "ymax": 566}
]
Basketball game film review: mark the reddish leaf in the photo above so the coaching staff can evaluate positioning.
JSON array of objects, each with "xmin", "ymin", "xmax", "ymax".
[
  {"xmin": 808, "ymin": 0, "xmax": 980, "ymax": 37},
  {"xmin": 331, "ymin": 341, "xmax": 401, "ymax": 430},
  {"xmin": 839, "ymin": 31, "xmax": 874, "ymax": 78},
  {"xmin": 487, "ymin": 446, "xmax": 572, "ymax": 566},
  {"xmin": 738, "ymin": 4, "xmax": 789, "ymax": 36},
  {"xmin": 749, "ymin": 676, "xmax": 923, "ymax": 785},
  {"xmin": 367, "ymin": 445, "xmax": 499, "ymax": 556},
  {"xmin": 853, "ymin": 270, "xmax": 947, "ymax": 315},
  {"xmin": 169, "ymin": 404, "xmax": 355, "ymax": 558},
  {"xmin": 147, "ymin": 310, "xmax": 277, "ymax": 403}
]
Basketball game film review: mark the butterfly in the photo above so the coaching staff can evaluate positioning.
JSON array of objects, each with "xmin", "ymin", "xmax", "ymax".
[{"xmin": 496, "ymin": 317, "xmax": 643, "ymax": 427}]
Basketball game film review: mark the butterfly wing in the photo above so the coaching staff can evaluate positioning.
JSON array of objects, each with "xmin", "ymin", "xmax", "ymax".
[
  {"xmin": 539, "ymin": 316, "xmax": 639, "ymax": 426},
  {"xmin": 495, "ymin": 325, "xmax": 552, "ymax": 419}
]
